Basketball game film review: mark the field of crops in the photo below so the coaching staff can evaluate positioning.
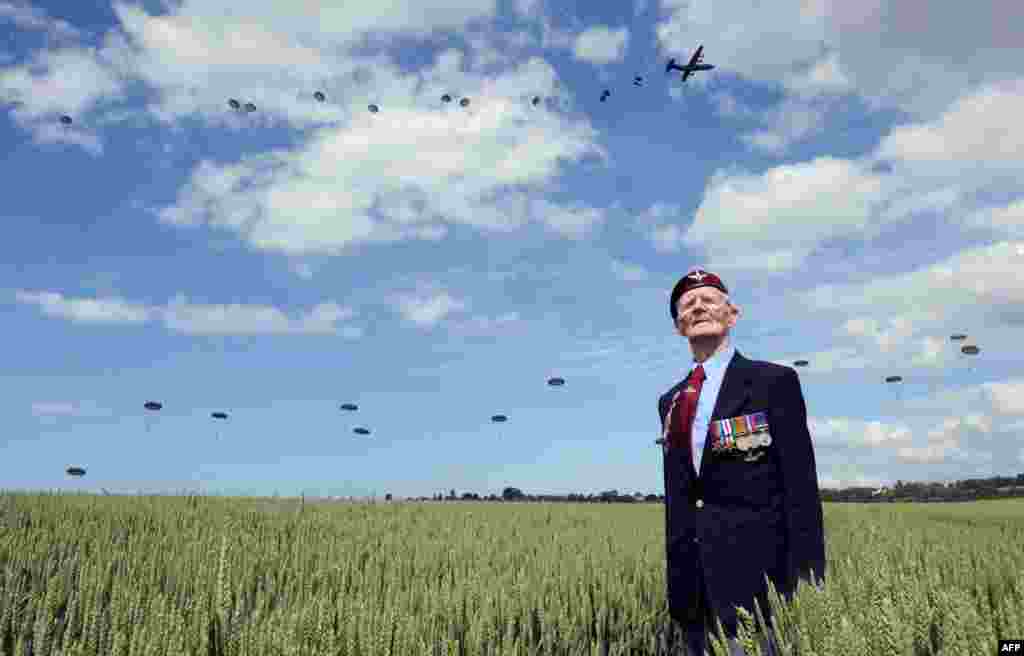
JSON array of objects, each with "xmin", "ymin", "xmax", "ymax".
[{"xmin": 1, "ymin": 492, "xmax": 1021, "ymax": 656}]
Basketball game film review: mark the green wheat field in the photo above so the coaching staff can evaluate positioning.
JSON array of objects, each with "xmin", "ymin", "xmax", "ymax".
[{"xmin": 1, "ymin": 492, "xmax": 1021, "ymax": 656}]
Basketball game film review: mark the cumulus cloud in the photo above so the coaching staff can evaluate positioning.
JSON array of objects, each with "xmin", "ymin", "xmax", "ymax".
[
  {"xmin": 14, "ymin": 289, "xmax": 361, "ymax": 336},
  {"xmin": 393, "ymin": 287, "xmax": 468, "ymax": 327},
  {"xmin": 655, "ymin": 0, "xmax": 1024, "ymax": 120},
  {"xmin": 803, "ymin": 241, "xmax": 1024, "ymax": 320},
  {"xmin": 876, "ymin": 79, "xmax": 1024, "ymax": 189},
  {"xmin": 154, "ymin": 53, "xmax": 604, "ymax": 255},
  {"xmin": 572, "ymin": 26, "xmax": 629, "ymax": 65},
  {"xmin": 982, "ymin": 380, "xmax": 1024, "ymax": 416},
  {"xmin": 809, "ymin": 407, "xmax": 1010, "ymax": 469},
  {"xmin": 740, "ymin": 96, "xmax": 833, "ymax": 154},
  {"xmin": 684, "ymin": 157, "xmax": 886, "ymax": 272},
  {"xmin": 0, "ymin": 46, "xmax": 126, "ymax": 152},
  {"xmin": 15, "ymin": 290, "xmax": 152, "ymax": 323},
  {"xmin": 809, "ymin": 416, "xmax": 912, "ymax": 450},
  {"xmin": 673, "ymin": 79, "xmax": 1024, "ymax": 278},
  {"xmin": 162, "ymin": 295, "xmax": 358, "ymax": 335}
]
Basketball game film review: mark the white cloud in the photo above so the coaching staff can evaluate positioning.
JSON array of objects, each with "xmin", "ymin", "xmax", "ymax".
[
  {"xmin": 681, "ymin": 81, "xmax": 1024, "ymax": 275},
  {"xmin": 803, "ymin": 241, "xmax": 1024, "ymax": 319},
  {"xmin": 15, "ymin": 290, "xmax": 361, "ymax": 336},
  {"xmin": 809, "ymin": 409, "xmax": 1006, "ymax": 467},
  {"xmin": 155, "ymin": 53, "xmax": 604, "ymax": 255},
  {"xmin": 655, "ymin": 0, "xmax": 1024, "ymax": 120},
  {"xmin": 895, "ymin": 441, "xmax": 958, "ymax": 465},
  {"xmin": 818, "ymin": 473, "xmax": 888, "ymax": 490},
  {"xmin": 394, "ymin": 288, "xmax": 468, "ymax": 327},
  {"xmin": 782, "ymin": 51, "xmax": 851, "ymax": 95},
  {"xmin": 740, "ymin": 96, "xmax": 831, "ymax": 154},
  {"xmin": 15, "ymin": 290, "xmax": 152, "ymax": 323},
  {"xmin": 840, "ymin": 316, "xmax": 917, "ymax": 353},
  {"xmin": 982, "ymin": 380, "xmax": 1024, "ymax": 416},
  {"xmin": 534, "ymin": 200, "xmax": 604, "ymax": 238},
  {"xmin": 0, "ymin": 46, "xmax": 125, "ymax": 151},
  {"xmin": 809, "ymin": 416, "xmax": 912, "ymax": 450},
  {"xmin": 572, "ymin": 26, "xmax": 629, "ymax": 65},
  {"xmin": 162, "ymin": 296, "xmax": 356, "ymax": 335},
  {"xmin": 684, "ymin": 157, "xmax": 886, "ymax": 273},
  {"xmin": 876, "ymin": 79, "xmax": 1024, "ymax": 184}
]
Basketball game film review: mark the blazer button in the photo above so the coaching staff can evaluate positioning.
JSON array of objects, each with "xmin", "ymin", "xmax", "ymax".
[{"xmin": 695, "ymin": 499, "xmax": 704, "ymax": 509}]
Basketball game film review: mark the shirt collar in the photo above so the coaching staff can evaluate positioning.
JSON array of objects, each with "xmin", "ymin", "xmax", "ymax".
[{"xmin": 690, "ymin": 342, "xmax": 735, "ymax": 378}]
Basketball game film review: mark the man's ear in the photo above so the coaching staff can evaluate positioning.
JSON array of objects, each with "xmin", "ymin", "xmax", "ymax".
[{"xmin": 731, "ymin": 304, "xmax": 741, "ymax": 327}]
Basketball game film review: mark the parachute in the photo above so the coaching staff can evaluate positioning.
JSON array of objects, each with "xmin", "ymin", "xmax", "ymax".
[
  {"xmin": 59, "ymin": 115, "xmax": 72, "ymax": 125},
  {"xmin": 143, "ymin": 401, "xmax": 162, "ymax": 433},
  {"xmin": 950, "ymin": 334, "xmax": 967, "ymax": 341},
  {"xmin": 490, "ymin": 414, "xmax": 508, "ymax": 440},
  {"xmin": 243, "ymin": 102, "xmax": 257, "ymax": 113},
  {"xmin": 228, "ymin": 99, "xmax": 241, "ymax": 110},
  {"xmin": 634, "ymin": 75, "xmax": 644, "ymax": 87},
  {"xmin": 368, "ymin": 104, "xmax": 379, "ymax": 113},
  {"xmin": 340, "ymin": 403, "xmax": 358, "ymax": 411},
  {"xmin": 793, "ymin": 360, "xmax": 809, "ymax": 367},
  {"xmin": 66, "ymin": 466, "xmax": 86, "ymax": 477},
  {"xmin": 885, "ymin": 376, "xmax": 903, "ymax": 383},
  {"xmin": 532, "ymin": 96, "xmax": 541, "ymax": 106},
  {"xmin": 547, "ymin": 377, "xmax": 565, "ymax": 386},
  {"xmin": 353, "ymin": 427, "xmax": 371, "ymax": 435},
  {"xmin": 313, "ymin": 91, "xmax": 326, "ymax": 102},
  {"xmin": 960, "ymin": 344, "xmax": 980, "ymax": 373},
  {"xmin": 211, "ymin": 411, "xmax": 228, "ymax": 439},
  {"xmin": 459, "ymin": 97, "xmax": 470, "ymax": 107},
  {"xmin": 600, "ymin": 89, "xmax": 610, "ymax": 102},
  {"xmin": 441, "ymin": 94, "xmax": 452, "ymax": 103}
]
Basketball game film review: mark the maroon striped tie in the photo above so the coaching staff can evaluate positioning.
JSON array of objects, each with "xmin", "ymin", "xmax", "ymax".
[{"xmin": 669, "ymin": 364, "xmax": 706, "ymax": 468}]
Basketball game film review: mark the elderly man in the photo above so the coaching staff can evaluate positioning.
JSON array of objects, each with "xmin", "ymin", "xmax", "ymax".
[{"xmin": 658, "ymin": 268, "xmax": 826, "ymax": 656}]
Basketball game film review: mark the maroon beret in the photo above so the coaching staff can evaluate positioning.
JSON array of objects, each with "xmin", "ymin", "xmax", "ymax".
[{"xmin": 669, "ymin": 268, "xmax": 729, "ymax": 320}]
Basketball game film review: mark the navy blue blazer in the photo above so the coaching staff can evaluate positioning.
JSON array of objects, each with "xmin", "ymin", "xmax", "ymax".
[{"xmin": 658, "ymin": 350, "xmax": 826, "ymax": 635}]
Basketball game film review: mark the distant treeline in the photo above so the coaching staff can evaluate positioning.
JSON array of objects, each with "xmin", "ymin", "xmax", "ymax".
[
  {"xmin": 820, "ymin": 474, "xmax": 1024, "ymax": 503},
  {"xmin": 402, "ymin": 475, "xmax": 1024, "ymax": 503}
]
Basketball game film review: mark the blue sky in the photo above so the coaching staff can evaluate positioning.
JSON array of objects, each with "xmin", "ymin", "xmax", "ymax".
[{"xmin": 2, "ymin": 0, "xmax": 1023, "ymax": 498}]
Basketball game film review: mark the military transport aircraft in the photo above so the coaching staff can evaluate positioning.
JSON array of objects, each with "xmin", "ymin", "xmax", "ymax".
[{"xmin": 666, "ymin": 45, "xmax": 715, "ymax": 82}]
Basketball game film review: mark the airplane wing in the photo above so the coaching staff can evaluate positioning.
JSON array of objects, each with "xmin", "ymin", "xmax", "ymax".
[
  {"xmin": 687, "ymin": 45, "xmax": 704, "ymax": 68},
  {"xmin": 682, "ymin": 69, "xmax": 692, "ymax": 82}
]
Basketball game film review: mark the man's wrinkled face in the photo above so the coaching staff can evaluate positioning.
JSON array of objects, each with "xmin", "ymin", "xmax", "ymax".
[{"xmin": 675, "ymin": 287, "xmax": 738, "ymax": 339}]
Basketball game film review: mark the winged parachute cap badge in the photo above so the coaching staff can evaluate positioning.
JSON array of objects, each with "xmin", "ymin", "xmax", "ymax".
[{"xmin": 688, "ymin": 269, "xmax": 708, "ymax": 282}]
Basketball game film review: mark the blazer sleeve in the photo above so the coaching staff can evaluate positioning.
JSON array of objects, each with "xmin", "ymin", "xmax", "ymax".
[{"xmin": 772, "ymin": 368, "xmax": 826, "ymax": 594}]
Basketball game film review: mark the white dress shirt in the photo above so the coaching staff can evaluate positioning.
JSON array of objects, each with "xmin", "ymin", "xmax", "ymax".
[{"xmin": 688, "ymin": 343, "xmax": 735, "ymax": 474}]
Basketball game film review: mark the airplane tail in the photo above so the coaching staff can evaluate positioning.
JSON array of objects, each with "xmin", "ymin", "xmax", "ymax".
[{"xmin": 665, "ymin": 58, "xmax": 677, "ymax": 73}]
